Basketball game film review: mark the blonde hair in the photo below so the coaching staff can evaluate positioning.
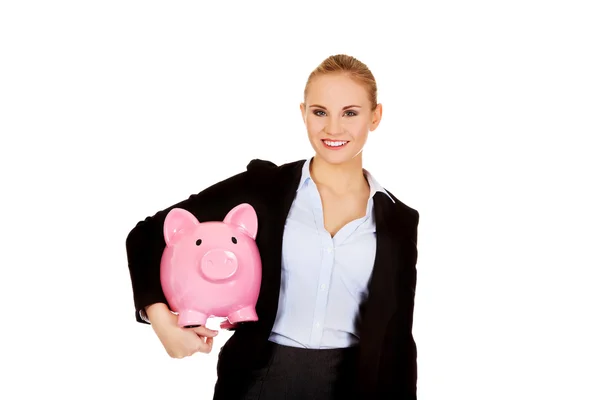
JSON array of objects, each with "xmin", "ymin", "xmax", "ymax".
[{"xmin": 303, "ymin": 54, "xmax": 378, "ymax": 111}]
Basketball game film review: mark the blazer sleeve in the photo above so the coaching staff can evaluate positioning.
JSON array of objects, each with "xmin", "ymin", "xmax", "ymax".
[
  {"xmin": 125, "ymin": 169, "xmax": 251, "ymax": 324},
  {"xmin": 403, "ymin": 208, "xmax": 420, "ymax": 398}
]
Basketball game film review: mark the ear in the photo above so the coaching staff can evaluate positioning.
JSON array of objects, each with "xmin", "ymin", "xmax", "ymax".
[
  {"xmin": 223, "ymin": 203, "xmax": 258, "ymax": 240},
  {"xmin": 163, "ymin": 208, "xmax": 200, "ymax": 247},
  {"xmin": 300, "ymin": 102, "xmax": 307, "ymax": 125},
  {"xmin": 370, "ymin": 103, "xmax": 383, "ymax": 131}
]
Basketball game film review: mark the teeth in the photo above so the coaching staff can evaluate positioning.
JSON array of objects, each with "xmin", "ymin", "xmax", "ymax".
[{"xmin": 323, "ymin": 140, "xmax": 348, "ymax": 147}]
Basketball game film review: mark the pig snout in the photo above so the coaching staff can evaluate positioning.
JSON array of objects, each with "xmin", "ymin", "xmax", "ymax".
[{"xmin": 200, "ymin": 249, "xmax": 239, "ymax": 281}]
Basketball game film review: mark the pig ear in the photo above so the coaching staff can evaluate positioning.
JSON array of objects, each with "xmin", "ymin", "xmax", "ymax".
[
  {"xmin": 223, "ymin": 203, "xmax": 258, "ymax": 240},
  {"xmin": 163, "ymin": 208, "xmax": 200, "ymax": 247}
]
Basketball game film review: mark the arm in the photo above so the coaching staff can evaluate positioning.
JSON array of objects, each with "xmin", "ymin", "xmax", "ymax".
[
  {"xmin": 383, "ymin": 208, "xmax": 420, "ymax": 398},
  {"xmin": 402, "ymin": 209, "xmax": 420, "ymax": 398}
]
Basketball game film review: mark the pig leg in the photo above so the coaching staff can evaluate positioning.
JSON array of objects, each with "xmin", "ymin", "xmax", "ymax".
[
  {"xmin": 227, "ymin": 306, "xmax": 258, "ymax": 324},
  {"xmin": 177, "ymin": 310, "xmax": 208, "ymax": 328},
  {"xmin": 219, "ymin": 320, "xmax": 237, "ymax": 330}
]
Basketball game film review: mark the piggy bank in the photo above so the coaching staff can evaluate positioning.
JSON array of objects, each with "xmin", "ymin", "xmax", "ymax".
[{"xmin": 160, "ymin": 203, "xmax": 261, "ymax": 329}]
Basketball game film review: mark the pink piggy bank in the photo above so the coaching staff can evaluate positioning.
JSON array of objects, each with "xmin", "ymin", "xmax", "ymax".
[{"xmin": 160, "ymin": 203, "xmax": 261, "ymax": 329}]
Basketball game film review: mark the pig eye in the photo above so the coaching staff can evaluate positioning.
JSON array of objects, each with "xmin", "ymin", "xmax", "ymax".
[
  {"xmin": 196, "ymin": 239, "xmax": 202, "ymax": 246},
  {"xmin": 231, "ymin": 237, "xmax": 237, "ymax": 244}
]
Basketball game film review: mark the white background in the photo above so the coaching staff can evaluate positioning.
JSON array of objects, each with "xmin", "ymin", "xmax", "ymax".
[{"xmin": 1, "ymin": 1, "xmax": 599, "ymax": 399}]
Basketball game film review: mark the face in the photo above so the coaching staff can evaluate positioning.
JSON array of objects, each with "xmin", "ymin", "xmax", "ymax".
[{"xmin": 300, "ymin": 73, "xmax": 382, "ymax": 166}]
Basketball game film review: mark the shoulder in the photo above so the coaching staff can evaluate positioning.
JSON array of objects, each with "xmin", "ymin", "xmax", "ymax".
[
  {"xmin": 203, "ymin": 158, "xmax": 304, "ymax": 192},
  {"xmin": 382, "ymin": 188, "xmax": 420, "ymax": 244},
  {"xmin": 385, "ymin": 189, "xmax": 419, "ymax": 225},
  {"xmin": 194, "ymin": 158, "xmax": 304, "ymax": 203},
  {"xmin": 242, "ymin": 158, "xmax": 305, "ymax": 187},
  {"xmin": 245, "ymin": 158, "xmax": 304, "ymax": 176}
]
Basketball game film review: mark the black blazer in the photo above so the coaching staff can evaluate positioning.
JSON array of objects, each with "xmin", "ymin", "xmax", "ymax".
[{"xmin": 125, "ymin": 158, "xmax": 420, "ymax": 399}]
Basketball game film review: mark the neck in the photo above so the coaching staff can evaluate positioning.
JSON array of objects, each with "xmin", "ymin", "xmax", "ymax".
[{"xmin": 309, "ymin": 153, "xmax": 368, "ymax": 195}]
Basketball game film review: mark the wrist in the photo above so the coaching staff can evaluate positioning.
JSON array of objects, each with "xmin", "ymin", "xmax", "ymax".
[{"xmin": 145, "ymin": 303, "xmax": 171, "ymax": 323}]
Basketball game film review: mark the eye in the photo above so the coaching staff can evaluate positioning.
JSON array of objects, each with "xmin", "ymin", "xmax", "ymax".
[
  {"xmin": 345, "ymin": 110, "xmax": 358, "ymax": 116},
  {"xmin": 196, "ymin": 239, "xmax": 202, "ymax": 246},
  {"xmin": 313, "ymin": 110, "xmax": 326, "ymax": 116},
  {"xmin": 231, "ymin": 237, "xmax": 237, "ymax": 244}
]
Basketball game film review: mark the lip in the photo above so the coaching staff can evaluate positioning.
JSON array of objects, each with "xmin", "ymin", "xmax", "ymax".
[{"xmin": 321, "ymin": 139, "xmax": 349, "ymax": 150}]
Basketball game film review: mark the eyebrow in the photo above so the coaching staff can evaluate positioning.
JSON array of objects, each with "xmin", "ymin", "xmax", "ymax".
[{"xmin": 309, "ymin": 104, "xmax": 362, "ymax": 110}]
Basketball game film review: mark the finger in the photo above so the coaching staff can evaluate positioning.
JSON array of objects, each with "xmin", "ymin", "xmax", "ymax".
[
  {"xmin": 197, "ymin": 336, "xmax": 214, "ymax": 354},
  {"xmin": 190, "ymin": 325, "xmax": 219, "ymax": 337}
]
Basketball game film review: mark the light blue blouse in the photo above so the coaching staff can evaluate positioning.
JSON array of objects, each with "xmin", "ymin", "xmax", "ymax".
[{"xmin": 268, "ymin": 158, "xmax": 394, "ymax": 349}]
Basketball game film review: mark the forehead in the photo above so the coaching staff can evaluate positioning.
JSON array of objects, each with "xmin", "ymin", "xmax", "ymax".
[{"xmin": 306, "ymin": 74, "xmax": 369, "ymax": 105}]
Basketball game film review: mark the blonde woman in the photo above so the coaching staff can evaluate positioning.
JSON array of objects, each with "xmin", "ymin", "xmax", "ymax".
[{"xmin": 126, "ymin": 54, "xmax": 420, "ymax": 399}]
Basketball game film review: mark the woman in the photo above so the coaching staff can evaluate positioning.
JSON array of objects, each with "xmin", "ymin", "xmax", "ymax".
[{"xmin": 125, "ymin": 54, "xmax": 420, "ymax": 399}]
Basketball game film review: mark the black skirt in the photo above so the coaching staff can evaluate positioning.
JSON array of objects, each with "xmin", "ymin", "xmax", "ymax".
[{"xmin": 213, "ymin": 341, "xmax": 359, "ymax": 400}]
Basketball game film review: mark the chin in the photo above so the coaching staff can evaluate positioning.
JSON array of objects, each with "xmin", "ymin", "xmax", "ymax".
[
  {"xmin": 309, "ymin": 138, "xmax": 364, "ymax": 165},
  {"xmin": 313, "ymin": 149, "xmax": 359, "ymax": 166}
]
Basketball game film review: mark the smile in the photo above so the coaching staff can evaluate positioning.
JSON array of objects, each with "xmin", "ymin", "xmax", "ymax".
[{"xmin": 322, "ymin": 140, "xmax": 349, "ymax": 149}]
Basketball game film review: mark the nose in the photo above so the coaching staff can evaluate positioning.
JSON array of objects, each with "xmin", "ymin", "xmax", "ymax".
[
  {"xmin": 200, "ymin": 249, "xmax": 238, "ymax": 282},
  {"xmin": 325, "ymin": 116, "xmax": 344, "ymax": 136}
]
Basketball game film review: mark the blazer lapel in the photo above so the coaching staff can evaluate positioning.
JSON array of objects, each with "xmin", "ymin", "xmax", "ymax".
[{"xmin": 254, "ymin": 160, "xmax": 305, "ymax": 338}]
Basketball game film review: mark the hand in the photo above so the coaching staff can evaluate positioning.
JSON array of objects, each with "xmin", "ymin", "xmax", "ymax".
[{"xmin": 146, "ymin": 303, "xmax": 219, "ymax": 358}]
